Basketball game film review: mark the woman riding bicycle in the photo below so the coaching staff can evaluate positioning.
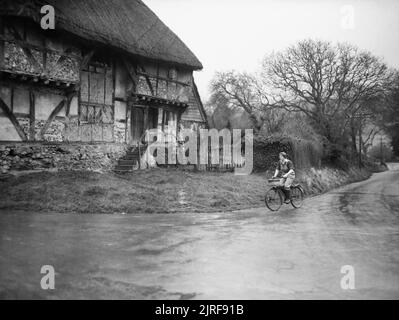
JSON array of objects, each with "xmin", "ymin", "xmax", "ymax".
[{"xmin": 272, "ymin": 152, "xmax": 295, "ymax": 203}]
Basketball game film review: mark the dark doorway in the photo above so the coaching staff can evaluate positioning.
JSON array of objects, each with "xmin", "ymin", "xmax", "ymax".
[
  {"xmin": 131, "ymin": 107, "xmax": 144, "ymax": 144},
  {"xmin": 148, "ymin": 107, "xmax": 159, "ymax": 130}
]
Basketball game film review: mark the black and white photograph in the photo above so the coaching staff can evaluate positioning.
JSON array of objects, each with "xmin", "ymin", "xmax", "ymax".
[{"xmin": 0, "ymin": 0, "xmax": 399, "ymax": 303}]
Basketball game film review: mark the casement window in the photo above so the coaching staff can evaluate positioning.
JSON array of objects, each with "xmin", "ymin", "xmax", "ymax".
[
  {"xmin": 80, "ymin": 61, "xmax": 114, "ymax": 141},
  {"xmin": 80, "ymin": 61, "xmax": 113, "ymax": 124}
]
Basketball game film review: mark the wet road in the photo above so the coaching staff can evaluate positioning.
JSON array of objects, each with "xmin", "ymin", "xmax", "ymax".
[{"xmin": 0, "ymin": 168, "xmax": 399, "ymax": 299}]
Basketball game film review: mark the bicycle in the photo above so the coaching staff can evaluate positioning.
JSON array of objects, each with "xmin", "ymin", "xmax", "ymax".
[{"xmin": 264, "ymin": 178, "xmax": 304, "ymax": 211}]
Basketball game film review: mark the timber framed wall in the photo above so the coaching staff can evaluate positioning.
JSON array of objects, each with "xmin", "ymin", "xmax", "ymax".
[
  {"xmin": 0, "ymin": 17, "xmax": 81, "ymax": 143},
  {"xmin": 0, "ymin": 16, "xmax": 207, "ymax": 145}
]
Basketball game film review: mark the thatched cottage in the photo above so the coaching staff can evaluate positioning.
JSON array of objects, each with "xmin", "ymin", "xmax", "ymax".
[{"xmin": 0, "ymin": 0, "xmax": 207, "ymax": 173}]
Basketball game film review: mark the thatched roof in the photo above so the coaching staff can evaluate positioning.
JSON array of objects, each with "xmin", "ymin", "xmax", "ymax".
[{"xmin": 2, "ymin": 0, "xmax": 203, "ymax": 70}]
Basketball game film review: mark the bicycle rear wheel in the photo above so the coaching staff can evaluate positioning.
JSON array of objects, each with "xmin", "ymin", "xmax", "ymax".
[
  {"xmin": 291, "ymin": 186, "xmax": 304, "ymax": 208},
  {"xmin": 265, "ymin": 188, "xmax": 283, "ymax": 211}
]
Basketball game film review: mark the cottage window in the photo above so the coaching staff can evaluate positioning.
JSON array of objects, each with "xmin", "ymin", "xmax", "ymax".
[
  {"xmin": 80, "ymin": 62, "xmax": 113, "ymax": 123},
  {"xmin": 168, "ymin": 68, "xmax": 177, "ymax": 81},
  {"xmin": 80, "ymin": 61, "xmax": 114, "ymax": 141}
]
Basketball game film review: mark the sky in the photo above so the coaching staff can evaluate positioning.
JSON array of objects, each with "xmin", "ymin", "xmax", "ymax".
[{"xmin": 144, "ymin": 0, "xmax": 399, "ymax": 102}]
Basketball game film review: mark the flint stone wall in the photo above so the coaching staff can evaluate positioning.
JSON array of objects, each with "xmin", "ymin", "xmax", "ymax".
[{"xmin": 0, "ymin": 143, "xmax": 129, "ymax": 174}]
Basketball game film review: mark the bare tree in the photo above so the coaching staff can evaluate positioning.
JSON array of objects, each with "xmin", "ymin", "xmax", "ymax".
[
  {"xmin": 208, "ymin": 40, "xmax": 396, "ymax": 164},
  {"xmin": 373, "ymin": 72, "xmax": 399, "ymax": 156},
  {"xmin": 209, "ymin": 71, "xmax": 277, "ymax": 132},
  {"xmin": 362, "ymin": 125, "xmax": 382, "ymax": 154},
  {"xmin": 261, "ymin": 40, "xmax": 393, "ymax": 146}
]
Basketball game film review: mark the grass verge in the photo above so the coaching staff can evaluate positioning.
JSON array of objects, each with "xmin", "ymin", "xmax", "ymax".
[{"xmin": 0, "ymin": 166, "xmax": 374, "ymax": 214}]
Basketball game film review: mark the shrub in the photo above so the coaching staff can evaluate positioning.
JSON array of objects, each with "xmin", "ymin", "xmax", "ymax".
[
  {"xmin": 252, "ymin": 134, "xmax": 323, "ymax": 172},
  {"xmin": 368, "ymin": 144, "xmax": 393, "ymax": 162}
]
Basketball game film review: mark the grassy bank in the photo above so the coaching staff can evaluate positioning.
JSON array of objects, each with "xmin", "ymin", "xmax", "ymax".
[{"xmin": 0, "ymin": 166, "xmax": 374, "ymax": 214}]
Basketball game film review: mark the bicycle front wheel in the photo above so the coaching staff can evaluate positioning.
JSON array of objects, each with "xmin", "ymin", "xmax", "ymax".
[
  {"xmin": 291, "ymin": 186, "xmax": 304, "ymax": 208},
  {"xmin": 265, "ymin": 188, "xmax": 283, "ymax": 211}
]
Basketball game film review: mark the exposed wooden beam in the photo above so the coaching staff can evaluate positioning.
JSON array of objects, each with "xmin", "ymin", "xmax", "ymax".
[
  {"xmin": 0, "ymin": 96, "xmax": 28, "ymax": 141},
  {"xmin": 137, "ymin": 66, "xmax": 154, "ymax": 96},
  {"xmin": 123, "ymin": 59, "xmax": 138, "ymax": 89},
  {"xmin": 39, "ymin": 99, "xmax": 66, "ymax": 140},
  {"xmin": 29, "ymin": 91, "xmax": 35, "ymax": 141},
  {"xmin": 65, "ymin": 94, "xmax": 74, "ymax": 117},
  {"xmin": 39, "ymin": 92, "xmax": 77, "ymax": 139},
  {"xmin": 13, "ymin": 113, "xmax": 30, "ymax": 118},
  {"xmin": 0, "ymin": 37, "xmax": 81, "ymax": 60},
  {"xmin": 114, "ymin": 97, "xmax": 127, "ymax": 103},
  {"xmin": 10, "ymin": 87, "xmax": 14, "ymax": 112},
  {"xmin": 0, "ymin": 16, "xmax": 4, "ymax": 71},
  {"xmin": 136, "ymin": 71, "xmax": 190, "ymax": 87},
  {"xmin": 155, "ymin": 64, "xmax": 160, "ymax": 96},
  {"xmin": 144, "ymin": 107, "xmax": 149, "ymax": 132},
  {"xmin": 192, "ymin": 78, "xmax": 208, "ymax": 125},
  {"xmin": 81, "ymin": 50, "xmax": 95, "ymax": 71}
]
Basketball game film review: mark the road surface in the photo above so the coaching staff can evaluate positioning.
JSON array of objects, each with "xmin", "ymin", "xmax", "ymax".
[{"xmin": 0, "ymin": 168, "xmax": 399, "ymax": 299}]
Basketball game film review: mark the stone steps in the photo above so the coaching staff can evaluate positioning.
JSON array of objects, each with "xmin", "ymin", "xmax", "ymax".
[
  {"xmin": 122, "ymin": 154, "xmax": 140, "ymax": 160},
  {"xmin": 114, "ymin": 145, "xmax": 147, "ymax": 173},
  {"xmin": 118, "ymin": 159, "xmax": 137, "ymax": 166},
  {"xmin": 114, "ymin": 164, "xmax": 138, "ymax": 173}
]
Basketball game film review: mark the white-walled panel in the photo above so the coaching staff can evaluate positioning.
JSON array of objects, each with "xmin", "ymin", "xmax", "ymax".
[
  {"xmin": 69, "ymin": 96, "xmax": 79, "ymax": 116},
  {"xmin": 13, "ymin": 88, "xmax": 30, "ymax": 115},
  {"xmin": 0, "ymin": 86, "xmax": 12, "ymax": 116},
  {"xmin": 35, "ymin": 92, "xmax": 65, "ymax": 120},
  {"xmin": 0, "ymin": 117, "xmax": 22, "ymax": 141},
  {"xmin": 115, "ymin": 62, "xmax": 128, "ymax": 98},
  {"xmin": 114, "ymin": 101, "xmax": 126, "ymax": 121}
]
